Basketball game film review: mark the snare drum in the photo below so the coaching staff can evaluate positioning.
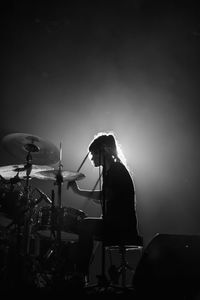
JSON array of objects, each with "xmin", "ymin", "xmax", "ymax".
[{"xmin": 35, "ymin": 206, "xmax": 86, "ymax": 241}]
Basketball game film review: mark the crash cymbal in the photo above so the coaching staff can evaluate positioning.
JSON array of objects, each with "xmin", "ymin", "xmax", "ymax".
[
  {"xmin": 32, "ymin": 169, "xmax": 85, "ymax": 182},
  {"xmin": 2, "ymin": 133, "xmax": 60, "ymax": 165},
  {"xmin": 0, "ymin": 164, "xmax": 54, "ymax": 180}
]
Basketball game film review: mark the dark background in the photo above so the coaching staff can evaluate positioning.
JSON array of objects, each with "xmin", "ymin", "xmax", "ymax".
[{"xmin": 1, "ymin": 0, "xmax": 200, "ymax": 246}]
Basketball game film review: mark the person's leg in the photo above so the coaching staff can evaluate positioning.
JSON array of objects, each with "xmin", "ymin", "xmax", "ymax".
[{"xmin": 76, "ymin": 217, "xmax": 103, "ymax": 277}]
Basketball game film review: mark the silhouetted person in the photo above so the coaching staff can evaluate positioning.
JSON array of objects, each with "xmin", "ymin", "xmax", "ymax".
[{"xmin": 69, "ymin": 132, "xmax": 139, "ymax": 283}]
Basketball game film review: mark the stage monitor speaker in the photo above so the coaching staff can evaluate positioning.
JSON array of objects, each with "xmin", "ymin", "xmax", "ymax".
[{"xmin": 132, "ymin": 233, "xmax": 200, "ymax": 299}]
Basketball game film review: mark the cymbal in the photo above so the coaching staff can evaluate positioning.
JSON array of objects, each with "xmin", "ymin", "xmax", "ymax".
[
  {"xmin": 0, "ymin": 164, "xmax": 54, "ymax": 180},
  {"xmin": 2, "ymin": 133, "xmax": 60, "ymax": 165},
  {"xmin": 32, "ymin": 169, "xmax": 85, "ymax": 182}
]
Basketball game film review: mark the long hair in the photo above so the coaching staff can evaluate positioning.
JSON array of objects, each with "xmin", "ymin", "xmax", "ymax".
[{"xmin": 88, "ymin": 131, "xmax": 128, "ymax": 168}]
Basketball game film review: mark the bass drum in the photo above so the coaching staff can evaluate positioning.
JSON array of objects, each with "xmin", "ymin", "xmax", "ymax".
[{"xmin": 35, "ymin": 206, "xmax": 87, "ymax": 242}]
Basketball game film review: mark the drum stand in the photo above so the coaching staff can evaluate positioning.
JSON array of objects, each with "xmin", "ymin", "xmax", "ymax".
[
  {"xmin": 33, "ymin": 148, "xmax": 88, "ymax": 290},
  {"xmin": 40, "ymin": 144, "xmax": 67, "ymax": 288},
  {"xmin": 4, "ymin": 148, "xmax": 39, "ymax": 290},
  {"xmin": 21, "ymin": 142, "xmax": 46, "ymax": 258},
  {"xmin": 52, "ymin": 160, "xmax": 64, "ymax": 283}
]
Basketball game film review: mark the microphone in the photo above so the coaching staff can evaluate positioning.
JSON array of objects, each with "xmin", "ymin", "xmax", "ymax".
[{"xmin": 35, "ymin": 187, "xmax": 52, "ymax": 204}]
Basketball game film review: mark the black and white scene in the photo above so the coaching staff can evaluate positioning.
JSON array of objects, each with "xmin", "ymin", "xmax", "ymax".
[{"xmin": 1, "ymin": 1, "xmax": 200, "ymax": 298}]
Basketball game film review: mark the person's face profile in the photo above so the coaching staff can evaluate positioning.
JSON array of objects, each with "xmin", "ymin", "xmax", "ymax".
[{"xmin": 90, "ymin": 150, "xmax": 102, "ymax": 167}]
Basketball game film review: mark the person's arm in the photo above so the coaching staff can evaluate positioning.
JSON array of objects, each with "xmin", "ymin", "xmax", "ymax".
[{"xmin": 68, "ymin": 181, "xmax": 101, "ymax": 204}]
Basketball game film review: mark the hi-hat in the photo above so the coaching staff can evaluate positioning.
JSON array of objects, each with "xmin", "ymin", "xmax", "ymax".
[
  {"xmin": 32, "ymin": 169, "xmax": 85, "ymax": 182},
  {"xmin": 2, "ymin": 133, "xmax": 60, "ymax": 165},
  {"xmin": 0, "ymin": 164, "xmax": 54, "ymax": 180}
]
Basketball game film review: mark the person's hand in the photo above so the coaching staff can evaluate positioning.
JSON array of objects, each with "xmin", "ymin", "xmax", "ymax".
[{"xmin": 67, "ymin": 180, "xmax": 79, "ymax": 193}]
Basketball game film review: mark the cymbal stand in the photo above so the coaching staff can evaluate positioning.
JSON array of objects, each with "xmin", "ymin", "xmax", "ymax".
[
  {"xmin": 12, "ymin": 145, "xmax": 39, "ymax": 288},
  {"xmin": 21, "ymin": 153, "xmax": 34, "ymax": 256},
  {"xmin": 52, "ymin": 142, "xmax": 64, "ymax": 280},
  {"xmin": 55, "ymin": 142, "xmax": 63, "ymax": 243},
  {"xmin": 21, "ymin": 142, "xmax": 40, "ymax": 255}
]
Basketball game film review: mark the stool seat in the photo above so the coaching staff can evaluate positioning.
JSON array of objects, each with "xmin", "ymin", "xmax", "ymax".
[
  {"xmin": 103, "ymin": 234, "xmax": 143, "ymax": 247},
  {"xmin": 106, "ymin": 244, "xmax": 143, "ymax": 251},
  {"xmin": 104, "ymin": 235, "xmax": 143, "ymax": 287},
  {"xmin": 89, "ymin": 234, "xmax": 143, "ymax": 289},
  {"xmin": 95, "ymin": 233, "xmax": 143, "ymax": 246},
  {"xmin": 86, "ymin": 234, "xmax": 144, "ymax": 294}
]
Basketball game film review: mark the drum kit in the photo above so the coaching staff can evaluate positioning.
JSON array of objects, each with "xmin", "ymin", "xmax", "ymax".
[{"xmin": 0, "ymin": 132, "xmax": 87, "ymax": 290}]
